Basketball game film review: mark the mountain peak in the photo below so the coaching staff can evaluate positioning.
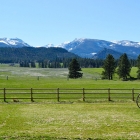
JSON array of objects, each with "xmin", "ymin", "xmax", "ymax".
[
  {"xmin": 0, "ymin": 38, "xmax": 31, "ymax": 47},
  {"xmin": 73, "ymin": 38, "xmax": 86, "ymax": 42}
]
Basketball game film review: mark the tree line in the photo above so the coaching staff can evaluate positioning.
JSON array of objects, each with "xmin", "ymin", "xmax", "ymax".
[
  {"xmin": 19, "ymin": 56, "xmax": 138, "ymax": 69},
  {"xmin": 102, "ymin": 53, "xmax": 140, "ymax": 80},
  {"xmin": 19, "ymin": 58, "xmax": 104, "ymax": 68},
  {"xmin": 20, "ymin": 53, "xmax": 138, "ymax": 80},
  {"xmin": 68, "ymin": 53, "xmax": 140, "ymax": 80}
]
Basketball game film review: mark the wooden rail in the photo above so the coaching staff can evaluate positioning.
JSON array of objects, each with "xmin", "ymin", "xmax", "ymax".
[{"xmin": 0, "ymin": 88, "xmax": 139, "ymax": 102}]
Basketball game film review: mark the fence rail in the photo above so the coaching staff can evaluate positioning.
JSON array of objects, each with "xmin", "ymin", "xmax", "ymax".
[{"xmin": 0, "ymin": 88, "xmax": 140, "ymax": 102}]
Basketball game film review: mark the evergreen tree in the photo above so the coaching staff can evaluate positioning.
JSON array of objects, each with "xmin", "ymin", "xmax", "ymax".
[
  {"xmin": 20, "ymin": 61, "xmax": 24, "ymax": 67},
  {"xmin": 117, "ymin": 53, "xmax": 131, "ymax": 80},
  {"xmin": 31, "ymin": 61, "xmax": 36, "ymax": 68},
  {"xmin": 68, "ymin": 58, "xmax": 83, "ymax": 78},
  {"xmin": 102, "ymin": 54, "xmax": 116, "ymax": 80},
  {"xmin": 25, "ymin": 61, "xmax": 30, "ymax": 67},
  {"xmin": 136, "ymin": 55, "xmax": 140, "ymax": 79}
]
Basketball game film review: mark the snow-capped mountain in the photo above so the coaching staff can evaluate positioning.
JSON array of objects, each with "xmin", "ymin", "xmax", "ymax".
[
  {"xmin": 58, "ymin": 38, "xmax": 114, "ymax": 57},
  {"xmin": 58, "ymin": 38, "xmax": 140, "ymax": 58},
  {"xmin": 0, "ymin": 38, "xmax": 31, "ymax": 47}
]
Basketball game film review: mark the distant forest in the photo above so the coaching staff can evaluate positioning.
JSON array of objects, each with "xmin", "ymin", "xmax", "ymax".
[
  {"xmin": 0, "ymin": 47, "xmax": 137, "ymax": 68},
  {"xmin": 27, "ymin": 58, "xmax": 136, "ymax": 68}
]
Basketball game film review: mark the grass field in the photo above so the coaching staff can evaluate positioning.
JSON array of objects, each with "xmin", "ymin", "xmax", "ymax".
[
  {"xmin": 0, "ymin": 65, "xmax": 140, "ymax": 139},
  {"xmin": 0, "ymin": 65, "xmax": 139, "ymax": 89},
  {"xmin": 0, "ymin": 103, "xmax": 140, "ymax": 139}
]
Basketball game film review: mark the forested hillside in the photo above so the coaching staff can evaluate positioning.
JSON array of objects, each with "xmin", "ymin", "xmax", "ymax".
[
  {"xmin": 0, "ymin": 47, "xmax": 137, "ymax": 68},
  {"xmin": 0, "ymin": 47, "xmax": 105, "ymax": 68},
  {"xmin": 0, "ymin": 47, "xmax": 77, "ymax": 63}
]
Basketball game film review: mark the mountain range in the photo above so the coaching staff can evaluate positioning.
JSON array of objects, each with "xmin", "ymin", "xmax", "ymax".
[
  {"xmin": 0, "ymin": 38, "xmax": 140, "ymax": 59},
  {"xmin": 58, "ymin": 38, "xmax": 140, "ymax": 59}
]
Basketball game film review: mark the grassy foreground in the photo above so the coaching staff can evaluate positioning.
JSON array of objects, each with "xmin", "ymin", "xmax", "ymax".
[
  {"xmin": 0, "ymin": 102, "xmax": 140, "ymax": 140},
  {"xmin": 0, "ymin": 66, "xmax": 140, "ymax": 139}
]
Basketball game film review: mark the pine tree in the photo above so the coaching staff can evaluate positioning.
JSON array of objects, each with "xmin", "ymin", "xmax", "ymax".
[
  {"xmin": 68, "ymin": 58, "xmax": 83, "ymax": 78},
  {"xmin": 137, "ymin": 55, "xmax": 140, "ymax": 79},
  {"xmin": 102, "ymin": 54, "xmax": 116, "ymax": 80},
  {"xmin": 31, "ymin": 61, "xmax": 36, "ymax": 68},
  {"xmin": 117, "ymin": 53, "xmax": 131, "ymax": 80}
]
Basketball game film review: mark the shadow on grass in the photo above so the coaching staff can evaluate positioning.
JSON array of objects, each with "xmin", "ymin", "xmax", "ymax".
[{"xmin": 0, "ymin": 99, "xmax": 135, "ymax": 105}]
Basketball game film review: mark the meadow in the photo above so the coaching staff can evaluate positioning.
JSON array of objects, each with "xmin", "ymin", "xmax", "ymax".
[{"xmin": 0, "ymin": 65, "xmax": 140, "ymax": 139}]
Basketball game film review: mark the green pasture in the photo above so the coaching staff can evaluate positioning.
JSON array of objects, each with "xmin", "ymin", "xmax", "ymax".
[
  {"xmin": 0, "ymin": 65, "xmax": 139, "ymax": 89},
  {"xmin": 0, "ymin": 66, "xmax": 140, "ymax": 103},
  {"xmin": 0, "ymin": 103, "xmax": 140, "ymax": 140},
  {"xmin": 0, "ymin": 65, "xmax": 140, "ymax": 139},
  {"xmin": 0, "ymin": 66, "xmax": 140, "ymax": 102}
]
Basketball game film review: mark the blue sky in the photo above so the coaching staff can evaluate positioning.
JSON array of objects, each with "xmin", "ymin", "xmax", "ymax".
[{"xmin": 0, "ymin": 0, "xmax": 140, "ymax": 46}]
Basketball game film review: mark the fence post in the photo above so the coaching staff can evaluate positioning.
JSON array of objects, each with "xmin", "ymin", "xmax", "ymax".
[
  {"xmin": 37, "ymin": 76, "xmax": 39, "ymax": 81},
  {"xmin": 132, "ymin": 88, "xmax": 134, "ymax": 101},
  {"xmin": 57, "ymin": 88, "xmax": 60, "ymax": 102},
  {"xmin": 82, "ymin": 88, "xmax": 85, "ymax": 101},
  {"xmin": 31, "ymin": 88, "xmax": 34, "ymax": 102},
  {"xmin": 108, "ymin": 88, "xmax": 111, "ymax": 101},
  {"xmin": 4, "ymin": 88, "xmax": 6, "ymax": 102}
]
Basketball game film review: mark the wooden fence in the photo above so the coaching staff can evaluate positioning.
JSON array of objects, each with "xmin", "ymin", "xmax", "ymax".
[{"xmin": 0, "ymin": 88, "xmax": 140, "ymax": 102}]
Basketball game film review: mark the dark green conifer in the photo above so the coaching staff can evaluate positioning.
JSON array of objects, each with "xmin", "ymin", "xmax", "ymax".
[
  {"xmin": 68, "ymin": 58, "xmax": 83, "ymax": 78},
  {"xmin": 117, "ymin": 53, "xmax": 131, "ymax": 80},
  {"xmin": 102, "ymin": 54, "xmax": 116, "ymax": 80}
]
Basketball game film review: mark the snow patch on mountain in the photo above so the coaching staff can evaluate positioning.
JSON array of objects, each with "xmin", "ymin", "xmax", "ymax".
[
  {"xmin": 0, "ymin": 40, "xmax": 9, "ymax": 45},
  {"xmin": 68, "ymin": 48, "xmax": 73, "ymax": 51},
  {"xmin": 91, "ymin": 53, "xmax": 97, "ymax": 55},
  {"xmin": 41, "ymin": 41, "xmax": 71, "ymax": 48},
  {"xmin": 111, "ymin": 40, "xmax": 140, "ymax": 48},
  {"xmin": 42, "ymin": 44, "xmax": 54, "ymax": 48},
  {"xmin": 73, "ymin": 38, "xmax": 86, "ymax": 43},
  {"xmin": 56, "ymin": 41, "xmax": 70, "ymax": 48}
]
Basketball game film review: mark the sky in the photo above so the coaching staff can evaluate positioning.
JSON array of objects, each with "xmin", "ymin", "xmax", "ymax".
[{"xmin": 0, "ymin": 0, "xmax": 140, "ymax": 47}]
